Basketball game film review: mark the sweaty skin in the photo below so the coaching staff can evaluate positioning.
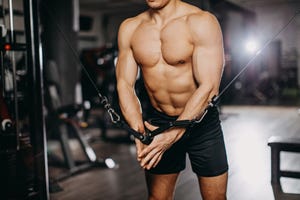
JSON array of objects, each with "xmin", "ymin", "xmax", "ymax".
[{"xmin": 116, "ymin": 0, "xmax": 224, "ymax": 170}]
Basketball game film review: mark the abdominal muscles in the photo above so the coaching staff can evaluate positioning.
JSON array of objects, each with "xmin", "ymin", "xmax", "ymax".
[{"xmin": 142, "ymin": 62, "xmax": 197, "ymax": 116}]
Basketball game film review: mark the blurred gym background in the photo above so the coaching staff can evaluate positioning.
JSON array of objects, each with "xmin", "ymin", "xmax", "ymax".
[{"xmin": 0, "ymin": 0, "xmax": 299, "ymax": 199}]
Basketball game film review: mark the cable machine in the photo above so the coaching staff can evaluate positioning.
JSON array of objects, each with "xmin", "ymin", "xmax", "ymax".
[{"xmin": 0, "ymin": 0, "xmax": 48, "ymax": 199}]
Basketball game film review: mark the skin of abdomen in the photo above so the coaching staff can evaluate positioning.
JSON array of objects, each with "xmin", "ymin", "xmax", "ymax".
[{"xmin": 131, "ymin": 17, "xmax": 197, "ymax": 116}]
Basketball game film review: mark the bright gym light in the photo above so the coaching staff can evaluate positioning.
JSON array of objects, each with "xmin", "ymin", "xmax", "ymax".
[{"xmin": 245, "ymin": 39, "xmax": 259, "ymax": 54}]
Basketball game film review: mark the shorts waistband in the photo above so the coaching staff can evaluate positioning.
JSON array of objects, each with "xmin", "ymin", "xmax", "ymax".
[
  {"xmin": 144, "ymin": 105, "xmax": 219, "ymax": 126},
  {"xmin": 144, "ymin": 106, "xmax": 178, "ymax": 126}
]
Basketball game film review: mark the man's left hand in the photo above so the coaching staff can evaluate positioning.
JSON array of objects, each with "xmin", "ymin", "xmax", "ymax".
[{"xmin": 138, "ymin": 121, "xmax": 185, "ymax": 170}]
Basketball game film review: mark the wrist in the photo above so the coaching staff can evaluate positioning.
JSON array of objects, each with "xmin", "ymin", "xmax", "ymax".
[
  {"xmin": 130, "ymin": 123, "xmax": 144, "ymax": 133},
  {"xmin": 171, "ymin": 127, "xmax": 186, "ymax": 138}
]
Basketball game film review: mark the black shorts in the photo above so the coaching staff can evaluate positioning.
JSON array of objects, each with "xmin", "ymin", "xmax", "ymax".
[{"xmin": 144, "ymin": 106, "xmax": 228, "ymax": 177}]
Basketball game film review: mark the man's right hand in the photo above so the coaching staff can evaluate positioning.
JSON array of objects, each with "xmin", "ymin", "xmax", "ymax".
[
  {"xmin": 135, "ymin": 138, "xmax": 146, "ymax": 162},
  {"xmin": 132, "ymin": 124, "xmax": 147, "ymax": 161}
]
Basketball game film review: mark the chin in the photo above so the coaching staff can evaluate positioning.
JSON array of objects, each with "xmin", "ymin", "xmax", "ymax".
[{"xmin": 146, "ymin": 0, "xmax": 168, "ymax": 9}]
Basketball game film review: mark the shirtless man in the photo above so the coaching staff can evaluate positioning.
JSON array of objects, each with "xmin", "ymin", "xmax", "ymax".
[{"xmin": 116, "ymin": 0, "xmax": 228, "ymax": 199}]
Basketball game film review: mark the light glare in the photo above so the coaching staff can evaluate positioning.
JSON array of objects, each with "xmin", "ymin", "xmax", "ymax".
[{"xmin": 245, "ymin": 39, "xmax": 259, "ymax": 54}]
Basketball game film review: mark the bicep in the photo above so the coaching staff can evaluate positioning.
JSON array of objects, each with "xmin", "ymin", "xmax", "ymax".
[
  {"xmin": 191, "ymin": 13, "xmax": 224, "ymax": 90},
  {"xmin": 116, "ymin": 20, "xmax": 139, "ymax": 88},
  {"xmin": 116, "ymin": 49, "xmax": 138, "ymax": 88},
  {"xmin": 192, "ymin": 40, "xmax": 224, "ymax": 88}
]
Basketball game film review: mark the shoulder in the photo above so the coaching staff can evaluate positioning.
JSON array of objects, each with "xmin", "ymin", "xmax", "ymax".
[
  {"xmin": 118, "ymin": 12, "xmax": 150, "ymax": 48},
  {"xmin": 178, "ymin": 2, "xmax": 218, "ymax": 24},
  {"xmin": 187, "ymin": 10, "xmax": 220, "ymax": 31},
  {"xmin": 185, "ymin": 10, "xmax": 222, "ymax": 43},
  {"xmin": 118, "ymin": 12, "xmax": 148, "ymax": 36},
  {"xmin": 177, "ymin": 2, "xmax": 221, "ymax": 34}
]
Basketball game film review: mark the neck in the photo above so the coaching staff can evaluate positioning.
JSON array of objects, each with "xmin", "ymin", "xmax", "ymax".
[{"xmin": 149, "ymin": 0, "xmax": 180, "ymax": 25}]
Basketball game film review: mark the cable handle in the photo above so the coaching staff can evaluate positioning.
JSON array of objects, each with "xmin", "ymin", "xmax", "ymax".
[{"xmin": 193, "ymin": 95, "xmax": 219, "ymax": 123}]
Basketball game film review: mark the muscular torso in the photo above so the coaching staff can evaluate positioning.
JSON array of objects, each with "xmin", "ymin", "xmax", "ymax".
[{"xmin": 131, "ymin": 9, "xmax": 200, "ymax": 116}]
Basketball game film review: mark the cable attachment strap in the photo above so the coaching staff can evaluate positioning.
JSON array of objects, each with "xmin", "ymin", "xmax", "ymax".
[
  {"xmin": 194, "ymin": 95, "xmax": 219, "ymax": 123},
  {"xmin": 140, "ymin": 95, "xmax": 221, "ymax": 144}
]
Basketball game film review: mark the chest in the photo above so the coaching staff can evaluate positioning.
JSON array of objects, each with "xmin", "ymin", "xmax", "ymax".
[{"xmin": 131, "ymin": 20, "xmax": 193, "ymax": 66}]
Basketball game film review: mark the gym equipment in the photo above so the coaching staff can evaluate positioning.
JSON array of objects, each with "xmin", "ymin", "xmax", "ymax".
[
  {"xmin": 268, "ymin": 136, "xmax": 300, "ymax": 184},
  {"xmin": 0, "ymin": 0, "xmax": 49, "ymax": 199},
  {"xmin": 44, "ymin": 60, "xmax": 116, "ymax": 183}
]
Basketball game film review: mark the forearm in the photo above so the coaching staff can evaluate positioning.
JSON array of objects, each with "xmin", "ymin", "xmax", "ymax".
[
  {"xmin": 177, "ymin": 84, "xmax": 216, "ymax": 121},
  {"xmin": 117, "ymin": 82, "xmax": 144, "ymax": 132}
]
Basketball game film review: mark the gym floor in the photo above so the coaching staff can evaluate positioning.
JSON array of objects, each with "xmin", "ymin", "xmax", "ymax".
[{"xmin": 49, "ymin": 106, "xmax": 300, "ymax": 200}]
